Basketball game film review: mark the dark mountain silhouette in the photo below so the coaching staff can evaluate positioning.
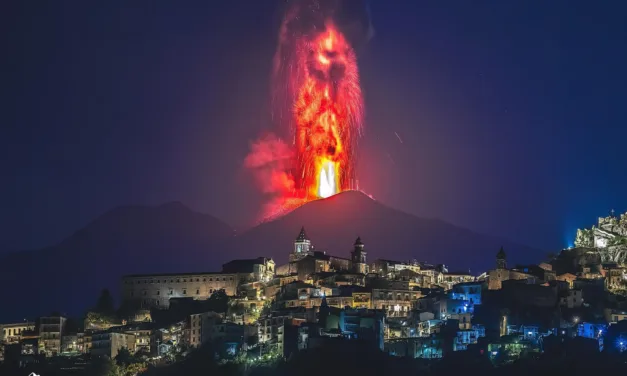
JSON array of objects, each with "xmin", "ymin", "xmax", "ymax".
[
  {"xmin": 0, "ymin": 202, "xmax": 233, "ymax": 322},
  {"xmin": 0, "ymin": 191, "xmax": 544, "ymax": 322},
  {"xmin": 229, "ymin": 191, "xmax": 545, "ymax": 272}
]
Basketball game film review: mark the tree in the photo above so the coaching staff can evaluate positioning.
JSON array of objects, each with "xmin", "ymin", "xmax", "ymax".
[
  {"xmin": 95, "ymin": 288, "xmax": 116, "ymax": 315},
  {"xmin": 207, "ymin": 289, "xmax": 229, "ymax": 313},
  {"xmin": 115, "ymin": 347, "xmax": 133, "ymax": 366}
]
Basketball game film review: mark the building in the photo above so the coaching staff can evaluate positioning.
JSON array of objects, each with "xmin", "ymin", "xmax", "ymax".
[
  {"xmin": 61, "ymin": 334, "xmax": 80, "ymax": 353},
  {"xmin": 189, "ymin": 311, "xmax": 222, "ymax": 348},
  {"xmin": 370, "ymin": 259, "xmax": 422, "ymax": 276},
  {"xmin": 441, "ymin": 272, "xmax": 475, "ymax": 290},
  {"xmin": 451, "ymin": 281, "xmax": 484, "ymax": 305},
  {"xmin": 121, "ymin": 323, "xmax": 153, "ymax": 354},
  {"xmin": 350, "ymin": 237, "xmax": 368, "ymax": 274},
  {"xmin": 488, "ymin": 248, "xmax": 538, "ymax": 290},
  {"xmin": 122, "ymin": 257, "xmax": 273, "ymax": 309},
  {"xmin": 221, "ymin": 257, "xmax": 275, "ymax": 283},
  {"xmin": 39, "ymin": 316, "xmax": 67, "ymax": 356},
  {"xmin": 371, "ymin": 289, "xmax": 420, "ymax": 317},
  {"xmin": 91, "ymin": 332, "xmax": 136, "ymax": 358},
  {"xmin": 290, "ymin": 226, "xmax": 313, "ymax": 262},
  {"xmin": 559, "ymin": 289, "xmax": 583, "ymax": 308},
  {"xmin": 1, "ymin": 322, "xmax": 35, "ymax": 344},
  {"xmin": 604, "ymin": 265, "xmax": 627, "ymax": 290}
]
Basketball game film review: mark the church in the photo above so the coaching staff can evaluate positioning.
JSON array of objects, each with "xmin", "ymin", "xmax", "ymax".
[{"xmin": 275, "ymin": 226, "xmax": 369, "ymax": 281}]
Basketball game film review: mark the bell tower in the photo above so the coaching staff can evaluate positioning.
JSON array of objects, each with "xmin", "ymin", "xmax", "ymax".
[
  {"xmin": 291, "ymin": 226, "xmax": 311, "ymax": 262},
  {"xmin": 351, "ymin": 237, "xmax": 368, "ymax": 274},
  {"xmin": 496, "ymin": 246, "xmax": 507, "ymax": 269}
]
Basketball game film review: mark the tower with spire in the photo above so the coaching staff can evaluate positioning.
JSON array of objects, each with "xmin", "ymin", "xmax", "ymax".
[
  {"xmin": 496, "ymin": 246, "xmax": 507, "ymax": 269},
  {"xmin": 351, "ymin": 236, "xmax": 368, "ymax": 274},
  {"xmin": 291, "ymin": 226, "xmax": 312, "ymax": 262}
]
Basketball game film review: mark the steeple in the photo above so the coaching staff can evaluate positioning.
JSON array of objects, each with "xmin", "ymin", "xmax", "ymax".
[
  {"xmin": 496, "ymin": 246, "xmax": 507, "ymax": 269},
  {"xmin": 291, "ymin": 226, "xmax": 312, "ymax": 262},
  {"xmin": 354, "ymin": 236, "xmax": 364, "ymax": 247},
  {"xmin": 351, "ymin": 236, "xmax": 368, "ymax": 274},
  {"xmin": 296, "ymin": 226, "xmax": 309, "ymax": 242}
]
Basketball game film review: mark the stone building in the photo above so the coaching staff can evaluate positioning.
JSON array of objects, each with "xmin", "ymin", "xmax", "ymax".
[
  {"xmin": 39, "ymin": 316, "xmax": 66, "ymax": 356},
  {"xmin": 488, "ymin": 247, "xmax": 537, "ymax": 290},
  {"xmin": 351, "ymin": 237, "xmax": 368, "ymax": 274},
  {"xmin": 276, "ymin": 228, "xmax": 362, "ymax": 279},
  {"xmin": 91, "ymin": 332, "xmax": 136, "ymax": 358},
  {"xmin": 371, "ymin": 288, "xmax": 420, "ymax": 317},
  {"xmin": 122, "ymin": 257, "xmax": 274, "ymax": 309},
  {"xmin": 1, "ymin": 322, "xmax": 35, "ymax": 344}
]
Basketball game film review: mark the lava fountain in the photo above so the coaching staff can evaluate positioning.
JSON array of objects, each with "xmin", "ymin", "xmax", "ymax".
[
  {"xmin": 289, "ymin": 22, "xmax": 364, "ymax": 200},
  {"xmin": 247, "ymin": 0, "xmax": 367, "ymax": 221}
]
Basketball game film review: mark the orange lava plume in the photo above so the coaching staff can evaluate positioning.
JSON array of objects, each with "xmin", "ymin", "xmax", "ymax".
[
  {"xmin": 246, "ymin": 2, "xmax": 365, "ymax": 223},
  {"xmin": 293, "ymin": 25, "xmax": 363, "ymax": 199}
]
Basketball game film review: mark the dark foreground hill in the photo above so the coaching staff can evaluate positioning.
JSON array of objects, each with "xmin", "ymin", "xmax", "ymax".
[
  {"xmin": 230, "ymin": 191, "xmax": 544, "ymax": 271},
  {"xmin": 0, "ymin": 202, "xmax": 233, "ymax": 321}
]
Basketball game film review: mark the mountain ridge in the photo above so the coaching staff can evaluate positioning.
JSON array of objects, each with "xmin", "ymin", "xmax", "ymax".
[{"xmin": 0, "ymin": 192, "xmax": 544, "ymax": 322}]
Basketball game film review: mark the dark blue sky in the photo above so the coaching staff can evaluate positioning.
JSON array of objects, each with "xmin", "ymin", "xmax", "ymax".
[{"xmin": 2, "ymin": 0, "xmax": 626, "ymax": 254}]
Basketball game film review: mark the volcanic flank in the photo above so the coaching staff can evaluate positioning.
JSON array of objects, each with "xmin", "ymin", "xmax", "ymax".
[
  {"xmin": 230, "ymin": 190, "xmax": 544, "ymax": 272},
  {"xmin": 0, "ymin": 192, "xmax": 542, "ymax": 321}
]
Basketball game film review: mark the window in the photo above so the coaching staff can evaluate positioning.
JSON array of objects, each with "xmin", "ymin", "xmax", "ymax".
[
  {"xmin": 157, "ymin": 291, "xmax": 160, "ymax": 295},
  {"xmin": 143, "ymin": 291, "xmax": 147, "ymax": 296},
  {"xmin": 210, "ymin": 289, "xmax": 213, "ymax": 293},
  {"xmin": 203, "ymin": 278, "xmax": 206, "ymax": 282},
  {"xmin": 223, "ymin": 277, "xmax": 226, "ymax": 281},
  {"xmin": 209, "ymin": 278, "xmax": 213, "ymax": 282},
  {"xmin": 177, "ymin": 279, "xmax": 180, "ymax": 283},
  {"xmin": 183, "ymin": 279, "xmax": 187, "ymax": 282},
  {"xmin": 183, "ymin": 290, "xmax": 187, "ymax": 295},
  {"xmin": 230, "ymin": 277, "xmax": 233, "ymax": 281},
  {"xmin": 196, "ymin": 278, "xmax": 199, "ymax": 282},
  {"xmin": 196, "ymin": 289, "xmax": 200, "ymax": 295}
]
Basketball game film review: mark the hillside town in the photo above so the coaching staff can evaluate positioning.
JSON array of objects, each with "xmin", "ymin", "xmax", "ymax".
[{"xmin": 2, "ymin": 212, "xmax": 627, "ymax": 375}]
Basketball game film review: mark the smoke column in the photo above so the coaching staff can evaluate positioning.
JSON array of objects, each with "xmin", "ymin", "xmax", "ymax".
[{"xmin": 247, "ymin": 0, "xmax": 371, "ymax": 222}]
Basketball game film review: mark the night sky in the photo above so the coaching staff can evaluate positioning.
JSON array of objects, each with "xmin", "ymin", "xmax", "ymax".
[{"xmin": 2, "ymin": 1, "xmax": 626, "ymax": 255}]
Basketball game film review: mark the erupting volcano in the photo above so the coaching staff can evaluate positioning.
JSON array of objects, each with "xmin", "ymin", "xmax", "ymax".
[
  {"xmin": 246, "ymin": 0, "xmax": 368, "ymax": 221},
  {"xmin": 292, "ymin": 24, "xmax": 363, "ymax": 199}
]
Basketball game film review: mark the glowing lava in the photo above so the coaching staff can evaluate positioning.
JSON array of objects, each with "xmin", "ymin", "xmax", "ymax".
[
  {"xmin": 246, "ymin": 1, "xmax": 366, "ymax": 222},
  {"xmin": 293, "ymin": 24, "xmax": 363, "ymax": 200}
]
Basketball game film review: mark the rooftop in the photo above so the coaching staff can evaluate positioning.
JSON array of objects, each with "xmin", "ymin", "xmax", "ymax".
[
  {"xmin": 222, "ymin": 257, "xmax": 271, "ymax": 273},
  {"xmin": 123, "ymin": 271, "xmax": 233, "ymax": 278}
]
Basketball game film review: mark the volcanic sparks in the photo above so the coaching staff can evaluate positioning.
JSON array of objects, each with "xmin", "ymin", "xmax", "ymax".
[
  {"xmin": 293, "ymin": 24, "xmax": 363, "ymax": 200},
  {"xmin": 246, "ymin": 1, "xmax": 366, "ymax": 221}
]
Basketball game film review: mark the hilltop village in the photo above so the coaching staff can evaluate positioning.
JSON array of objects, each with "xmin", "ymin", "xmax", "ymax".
[{"xmin": 2, "ymin": 213, "xmax": 627, "ymax": 374}]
